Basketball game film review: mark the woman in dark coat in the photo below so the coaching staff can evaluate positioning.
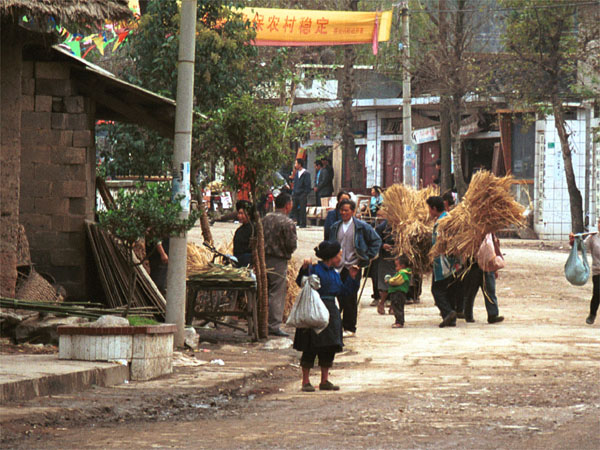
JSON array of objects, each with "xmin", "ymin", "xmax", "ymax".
[{"xmin": 294, "ymin": 241, "xmax": 360, "ymax": 392}]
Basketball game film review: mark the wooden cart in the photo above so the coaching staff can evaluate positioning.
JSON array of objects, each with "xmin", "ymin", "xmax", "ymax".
[{"xmin": 185, "ymin": 278, "xmax": 258, "ymax": 341}]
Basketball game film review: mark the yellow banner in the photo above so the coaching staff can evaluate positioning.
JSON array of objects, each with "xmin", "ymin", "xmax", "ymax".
[{"xmin": 240, "ymin": 8, "xmax": 392, "ymax": 47}]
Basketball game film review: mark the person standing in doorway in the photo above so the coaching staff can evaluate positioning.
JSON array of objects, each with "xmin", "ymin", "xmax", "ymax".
[
  {"xmin": 316, "ymin": 158, "xmax": 334, "ymax": 205},
  {"xmin": 262, "ymin": 193, "xmax": 298, "ymax": 337},
  {"xmin": 313, "ymin": 161, "xmax": 323, "ymax": 207},
  {"xmin": 329, "ymin": 199, "xmax": 382, "ymax": 337},
  {"xmin": 321, "ymin": 158, "xmax": 334, "ymax": 196},
  {"xmin": 291, "ymin": 158, "xmax": 311, "ymax": 228}
]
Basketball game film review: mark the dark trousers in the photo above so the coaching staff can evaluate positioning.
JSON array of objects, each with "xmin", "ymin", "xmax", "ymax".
[
  {"xmin": 431, "ymin": 277, "xmax": 455, "ymax": 318},
  {"xmin": 407, "ymin": 274, "xmax": 422, "ymax": 302},
  {"xmin": 369, "ymin": 258, "xmax": 380, "ymax": 300},
  {"xmin": 591, "ymin": 275, "xmax": 599, "ymax": 316},
  {"xmin": 389, "ymin": 291, "xmax": 406, "ymax": 325},
  {"xmin": 291, "ymin": 194, "xmax": 307, "ymax": 227},
  {"xmin": 448, "ymin": 276, "xmax": 464, "ymax": 314},
  {"xmin": 300, "ymin": 349, "xmax": 335, "ymax": 368},
  {"xmin": 462, "ymin": 263, "xmax": 500, "ymax": 320},
  {"xmin": 339, "ymin": 267, "xmax": 361, "ymax": 332}
]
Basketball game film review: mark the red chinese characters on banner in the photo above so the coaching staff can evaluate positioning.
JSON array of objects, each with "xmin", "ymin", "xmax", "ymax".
[
  {"xmin": 299, "ymin": 17, "xmax": 312, "ymax": 35},
  {"xmin": 240, "ymin": 7, "xmax": 392, "ymax": 51},
  {"xmin": 315, "ymin": 18, "xmax": 329, "ymax": 34}
]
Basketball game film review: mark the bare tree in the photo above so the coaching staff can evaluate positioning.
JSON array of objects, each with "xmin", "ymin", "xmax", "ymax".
[
  {"xmin": 413, "ymin": 0, "xmax": 499, "ymax": 196},
  {"xmin": 501, "ymin": 0, "xmax": 600, "ymax": 233}
]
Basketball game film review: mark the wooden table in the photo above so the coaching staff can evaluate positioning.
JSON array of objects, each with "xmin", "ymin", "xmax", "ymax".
[{"xmin": 185, "ymin": 280, "xmax": 258, "ymax": 341}]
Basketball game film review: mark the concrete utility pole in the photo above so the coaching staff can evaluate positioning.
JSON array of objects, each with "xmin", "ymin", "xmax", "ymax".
[
  {"xmin": 401, "ymin": 3, "xmax": 416, "ymax": 188},
  {"xmin": 166, "ymin": 0, "xmax": 197, "ymax": 347}
]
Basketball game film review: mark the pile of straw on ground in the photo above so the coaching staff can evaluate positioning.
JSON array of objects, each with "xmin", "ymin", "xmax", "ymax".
[
  {"xmin": 380, "ymin": 184, "xmax": 439, "ymax": 275},
  {"xmin": 431, "ymin": 171, "xmax": 525, "ymax": 262}
]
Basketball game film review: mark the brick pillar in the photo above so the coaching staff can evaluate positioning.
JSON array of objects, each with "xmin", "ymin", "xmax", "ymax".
[{"xmin": 0, "ymin": 26, "xmax": 23, "ymax": 298}]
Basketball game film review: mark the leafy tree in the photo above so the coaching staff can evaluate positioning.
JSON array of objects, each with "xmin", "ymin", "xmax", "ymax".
[
  {"xmin": 500, "ymin": 0, "xmax": 600, "ymax": 232},
  {"xmin": 99, "ymin": 0, "xmax": 261, "ymax": 177},
  {"xmin": 198, "ymin": 93, "xmax": 310, "ymax": 338},
  {"xmin": 98, "ymin": 182, "xmax": 198, "ymax": 315},
  {"xmin": 411, "ymin": 0, "xmax": 500, "ymax": 196}
]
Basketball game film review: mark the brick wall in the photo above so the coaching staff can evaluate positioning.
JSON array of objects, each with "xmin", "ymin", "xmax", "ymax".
[
  {"xmin": 19, "ymin": 60, "xmax": 96, "ymax": 299},
  {"xmin": 0, "ymin": 29, "xmax": 23, "ymax": 298}
]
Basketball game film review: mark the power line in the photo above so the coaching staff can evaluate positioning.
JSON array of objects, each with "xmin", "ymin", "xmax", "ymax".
[{"xmin": 356, "ymin": 0, "xmax": 599, "ymax": 13}]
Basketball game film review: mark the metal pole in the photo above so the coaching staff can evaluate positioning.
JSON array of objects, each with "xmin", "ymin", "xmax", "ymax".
[
  {"xmin": 401, "ymin": 4, "xmax": 415, "ymax": 188},
  {"xmin": 166, "ymin": 0, "xmax": 197, "ymax": 347}
]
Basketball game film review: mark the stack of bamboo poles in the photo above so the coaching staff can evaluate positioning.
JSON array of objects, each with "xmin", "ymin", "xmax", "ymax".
[
  {"xmin": 431, "ymin": 171, "xmax": 526, "ymax": 262},
  {"xmin": 0, "ymin": 298, "xmax": 158, "ymax": 319},
  {"xmin": 380, "ymin": 184, "xmax": 439, "ymax": 275},
  {"xmin": 85, "ymin": 221, "xmax": 166, "ymax": 316}
]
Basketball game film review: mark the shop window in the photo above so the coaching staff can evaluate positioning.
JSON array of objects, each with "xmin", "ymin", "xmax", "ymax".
[
  {"xmin": 382, "ymin": 118, "xmax": 402, "ymax": 135},
  {"xmin": 353, "ymin": 120, "xmax": 367, "ymax": 139}
]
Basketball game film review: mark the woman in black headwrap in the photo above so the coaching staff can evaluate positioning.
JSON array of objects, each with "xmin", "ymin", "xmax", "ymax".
[{"xmin": 293, "ymin": 240, "xmax": 360, "ymax": 392}]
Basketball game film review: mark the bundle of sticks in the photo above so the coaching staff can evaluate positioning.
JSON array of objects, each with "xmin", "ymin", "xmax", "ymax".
[
  {"xmin": 430, "ymin": 171, "xmax": 526, "ymax": 262},
  {"xmin": 381, "ymin": 184, "xmax": 439, "ymax": 275}
]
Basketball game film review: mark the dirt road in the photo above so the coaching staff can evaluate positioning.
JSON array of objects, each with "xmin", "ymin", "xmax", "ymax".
[{"xmin": 4, "ymin": 224, "xmax": 599, "ymax": 449}]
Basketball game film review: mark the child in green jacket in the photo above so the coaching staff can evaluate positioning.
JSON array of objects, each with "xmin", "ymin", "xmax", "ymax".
[{"xmin": 384, "ymin": 255, "xmax": 412, "ymax": 328}]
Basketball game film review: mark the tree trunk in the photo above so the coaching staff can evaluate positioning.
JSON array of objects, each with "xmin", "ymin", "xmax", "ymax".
[
  {"xmin": 440, "ymin": 96, "xmax": 452, "ymax": 193},
  {"xmin": 340, "ymin": 0, "xmax": 363, "ymax": 191},
  {"xmin": 552, "ymin": 100, "xmax": 584, "ymax": 233},
  {"xmin": 449, "ymin": 95, "xmax": 468, "ymax": 197},
  {"xmin": 198, "ymin": 202, "xmax": 213, "ymax": 245},
  {"xmin": 251, "ymin": 211, "xmax": 269, "ymax": 339}
]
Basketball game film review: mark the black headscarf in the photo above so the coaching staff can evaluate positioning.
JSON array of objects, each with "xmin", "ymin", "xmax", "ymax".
[{"xmin": 314, "ymin": 240, "xmax": 341, "ymax": 260}]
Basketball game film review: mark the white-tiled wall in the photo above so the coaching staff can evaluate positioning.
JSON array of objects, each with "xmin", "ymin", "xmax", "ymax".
[{"xmin": 534, "ymin": 110, "xmax": 597, "ymax": 240}]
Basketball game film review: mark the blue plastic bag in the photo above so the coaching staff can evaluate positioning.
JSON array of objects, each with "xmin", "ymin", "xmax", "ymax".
[{"xmin": 564, "ymin": 236, "xmax": 590, "ymax": 286}]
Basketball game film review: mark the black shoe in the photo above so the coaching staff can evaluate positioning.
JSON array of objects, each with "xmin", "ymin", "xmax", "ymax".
[
  {"xmin": 439, "ymin": 311, "xmax": 457, "ymax": 328},
  {"xmin": 269, "ymin": 328, "xmax": 289, "ymax": 337},
  {"xmin": 465, "ymin": 317, "xmax": 475, "ymax": 323},
  {"xmin": 319, "ymin": 381, "xmax": 340, "ymax": 391},
  {"xmin": 586, "ymin": 314, "xmax": 596, "ymax": 325},
  {"xmin": 369, "ymin": 299, "xmax": 379, "ymax": 307},
  {"xmin": 487, "ymin": 315, "xmax": 504, "ymax": 324},
  {"xmin": 302, "ymin": 383, "xmax": 315, "ymax": 392}
]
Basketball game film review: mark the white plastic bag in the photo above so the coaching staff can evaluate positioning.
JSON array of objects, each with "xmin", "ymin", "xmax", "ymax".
[{"xmin": 286, "ymin": 275, "xmax": 329, "ymax": 334}]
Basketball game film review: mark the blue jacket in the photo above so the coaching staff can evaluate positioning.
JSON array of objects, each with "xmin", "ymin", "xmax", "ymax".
[
  {"xmin": 329, "ymin": 217, "xmax": 382, "ymax": 267},
  {"xmin": 323, "ymin": 209, "xmax": 341, "ymax": 241}
]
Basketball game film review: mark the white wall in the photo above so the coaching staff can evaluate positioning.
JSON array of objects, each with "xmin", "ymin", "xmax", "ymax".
[{"xmin": 534, "ymin": 109, "xmax": 598, "ymax": 239}]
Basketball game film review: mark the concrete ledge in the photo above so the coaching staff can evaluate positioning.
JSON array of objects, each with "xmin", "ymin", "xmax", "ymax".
[{"xmin": 0, "ymin": 355, "xmax": 128, "ymax": 404}]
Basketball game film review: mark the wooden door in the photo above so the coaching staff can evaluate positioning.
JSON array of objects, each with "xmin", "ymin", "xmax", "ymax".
[
  {"xmin": 420, "ymin": 141, "xmax": 440, "ymax": 187},
  {"xmin": 383, "ymin": 141, "xmax": 403, "ymax": 187}
]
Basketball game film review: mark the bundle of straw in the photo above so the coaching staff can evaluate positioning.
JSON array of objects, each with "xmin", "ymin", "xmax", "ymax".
[
  {"xmin": 187, "ymin": 240, "xmax": 234, "ymax": 276},
  {"xmin": 430, "ymin": 171, "xmax": 525, "ymax": 262},
  {"xmin": 283, "ymin": 258, "xmax": 301, "ymax": 323},
  {"xmin": 380, "ymin": 184, "xmax": 439, "ymax": 275}
]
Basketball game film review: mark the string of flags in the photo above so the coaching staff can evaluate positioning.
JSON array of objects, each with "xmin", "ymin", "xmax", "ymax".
[{"xmin": 20, "ymin": 0, "xmax": 140, "ymax": 59}]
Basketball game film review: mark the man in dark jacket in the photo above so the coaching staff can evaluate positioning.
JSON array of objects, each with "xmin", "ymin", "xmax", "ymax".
[
  {"xmin": 315, "ymin": 158, "xmax": 334, "ymax": 204},
  {"xmin": 290, "ymin": 158, "xmax": 311, "ymax": 228},
  {"xmin": 329, "ymin": 199, "xmax": 382, "ymax": 336},
  {"xmin": 321, "ymin": 158, "xmax": 334, "ymax": 195}
]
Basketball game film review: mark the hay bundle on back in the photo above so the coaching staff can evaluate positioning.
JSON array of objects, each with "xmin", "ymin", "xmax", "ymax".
[
  {"xmin": 380, "ymin": 184, "xmax": 439, "ymax": 275},
  {"xmin": 431, "ymin": 171, "xmax": 525, "ymax": 261}
]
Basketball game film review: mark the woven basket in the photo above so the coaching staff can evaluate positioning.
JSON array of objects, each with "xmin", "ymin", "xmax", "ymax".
[{"xmin": 16, "ymin": 267, "xmax": 60, "ymax": 303}]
